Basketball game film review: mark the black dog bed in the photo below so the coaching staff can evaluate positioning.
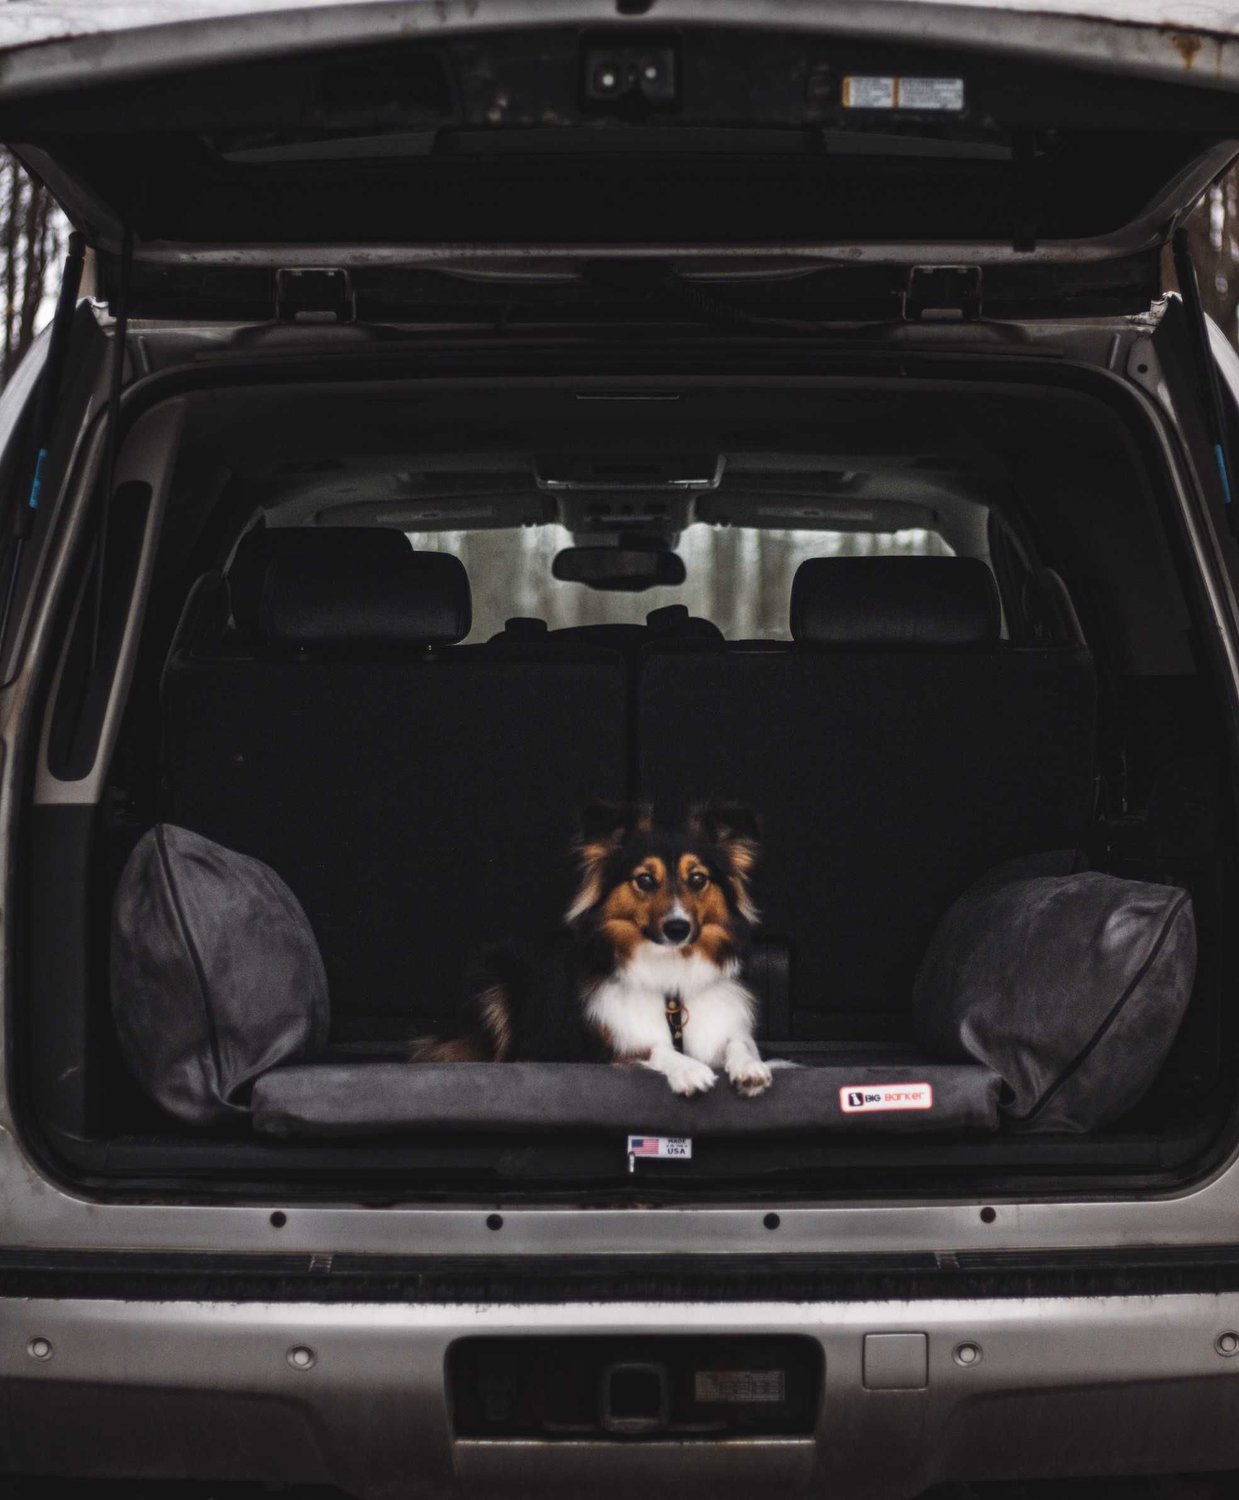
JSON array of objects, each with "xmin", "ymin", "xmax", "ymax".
[
  {"xmin": 250, "ymin": 1059, "xmax": 1003, "ymax": 1139},
  {"xmin": 111, "ymin": 826, "xmax": 1197, "ymax": 1141}
]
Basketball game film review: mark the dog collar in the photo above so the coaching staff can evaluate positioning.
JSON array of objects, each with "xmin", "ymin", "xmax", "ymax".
[{"xmin": 665, "ymin": 994, "xmax": 687, "ymax": 1053}]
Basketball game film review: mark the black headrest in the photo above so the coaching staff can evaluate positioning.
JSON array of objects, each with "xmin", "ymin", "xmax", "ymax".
[
  {"xmin": 489, "ymin": 607, "xmax": 726, "ymax": 656},
  {"xmin": 228, "ymin": 527, "xmax": 414, "ymax": 632},
  {"xmin": 1019, "ymin": 567, "xmax": 1086, "ymax": 649},
  {"xmin": 790, "ymin": 556, "xmax": 1001, "ymax": 649},
  {"xmin": 646, "ymin": 604, "xmax": 724, "ymax": 642},
  {"xmin": 498, "ymin": 616, "xmax": 549, "ymax": 640},
  {"xmin": 256, "ymin": 531, "xmax": 471, "ymax": 648}
]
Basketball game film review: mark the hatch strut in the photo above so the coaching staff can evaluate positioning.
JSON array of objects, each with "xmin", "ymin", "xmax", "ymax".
[
  {"xmin": 1172, "ymin": 227, "xmax": 1239, "ymax": 538},
  {"xmin": 0, "ymin": 231, "xmax": 86, "ymax": 654}
]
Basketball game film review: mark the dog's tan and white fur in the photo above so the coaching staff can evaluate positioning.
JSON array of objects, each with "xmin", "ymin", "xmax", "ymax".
[
  {"xmin": 586, "ymin": 941, "xmax": 770, "ymax": 1096},
  {"xmin": 414, "ymin": 802, "xmax": 771, "ymax": 1097}
]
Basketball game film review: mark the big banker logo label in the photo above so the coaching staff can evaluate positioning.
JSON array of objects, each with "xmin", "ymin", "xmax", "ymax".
[{"xmin": 839, "ymin": 1083, "xmax": 934, "ymax": 1114}]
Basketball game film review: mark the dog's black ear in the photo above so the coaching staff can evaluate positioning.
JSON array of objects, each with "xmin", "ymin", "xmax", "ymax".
[
  {"xmin": 567, "ymin": 802, "xmax": 651, "ymax": 925},
  {"xmin": 690, "ymin": 801, "xmax": 760, "ymax": 859},
  {"xmin": 579, "ymin": 801, "xmax": 648, "ymax": 847},
  {"xmin": 690, "ymin": 802, "xmax": 760, "ymax": 923}
]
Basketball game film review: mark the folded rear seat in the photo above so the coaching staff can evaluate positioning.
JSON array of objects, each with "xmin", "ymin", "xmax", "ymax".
[
  {"xmin": 161, "ymin": 528, "xmax": 629, "ymax": 1036},
  {"xmin": 638, "ymin": 556, "xmax": 1098, "ymax": 1046}
]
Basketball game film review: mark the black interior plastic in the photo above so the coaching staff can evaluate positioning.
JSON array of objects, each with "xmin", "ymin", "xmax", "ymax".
[
  {"xmin": 47, "ymin": 481, "xmax": 152, "ymax": 780},
  {"xmin": 5, "ymin": 29, "xmax": 1234, "ymax": 255}
]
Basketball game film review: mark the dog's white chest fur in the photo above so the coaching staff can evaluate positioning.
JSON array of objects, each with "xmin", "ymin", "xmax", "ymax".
[{"xmin": 585, "ymin": 942, "xmax": 770, "ymax": 1096}]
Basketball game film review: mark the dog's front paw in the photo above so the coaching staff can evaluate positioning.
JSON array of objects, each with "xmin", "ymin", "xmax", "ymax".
[
  {"xmin": 666, "ymin": 1055, "xmax": 717, "ymax": 1096},
  {"xmin": 728, "ymin": 1057, "xmax": 773, "ymax": 1097}
]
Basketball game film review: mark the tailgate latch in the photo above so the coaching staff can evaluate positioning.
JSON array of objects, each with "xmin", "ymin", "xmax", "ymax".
[
  {"xmin": 901, "ymin": 265, "xmax": 982, "ymax": 321},
  {"xmin": 599, "ymin": 1362, "xmax": 670, "ymax": 1436},
  {"xmin": 275, "ymin": 267, "xmax": 355, "ymax": 324}
]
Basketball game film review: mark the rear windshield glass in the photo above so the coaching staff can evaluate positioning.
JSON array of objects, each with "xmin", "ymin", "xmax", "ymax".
[{"xmin": 403, "ymin": 525, "xmax": 953, "ymax": 643}]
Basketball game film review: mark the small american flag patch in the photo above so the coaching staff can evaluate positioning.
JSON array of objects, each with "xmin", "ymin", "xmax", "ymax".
[{"xmin": 627, "ymin": 1135, "xmax": 692, "ymax": 1160}]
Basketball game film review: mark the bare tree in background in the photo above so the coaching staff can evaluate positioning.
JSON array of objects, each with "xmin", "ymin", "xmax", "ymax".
[{"xmin": 0, "ymin": 149, "xmax": 67, "ymax": 384}]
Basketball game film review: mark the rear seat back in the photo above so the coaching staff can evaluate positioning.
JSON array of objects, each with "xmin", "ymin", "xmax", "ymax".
[
  {"xmin": 638, "ymin": 556, "xmax": 1098, "ymax": 1040},
  {"xmin": 163, "ymin": 530, "xmax": 628, "ymax": 1031}
]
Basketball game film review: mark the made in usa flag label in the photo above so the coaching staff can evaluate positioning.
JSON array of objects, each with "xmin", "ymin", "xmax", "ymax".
[
  {"xmin": 839, "ymin": 1083, "xmax": 934, "ymax": 1114},
  {"xmin": 627, "ymin": 1134, "xmax": 693, "ymax": 1160}
]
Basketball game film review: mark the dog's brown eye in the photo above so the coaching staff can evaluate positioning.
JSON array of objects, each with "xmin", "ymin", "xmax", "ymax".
[
  {"xmin": 687, "ymin": 870, "xmax": 708, "ymax": 892},
  {"xmin": 634, "ymin": 871, "xmax": 659, "ymax": 893}
]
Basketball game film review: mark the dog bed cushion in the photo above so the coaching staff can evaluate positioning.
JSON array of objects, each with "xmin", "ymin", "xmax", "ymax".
[
  {"xmin": 251, "ymin": 1060, "xmax": 1002, "ymax": 1138},
  {"xmin": 913, "ymin": 852, "xmax": 1196, "ymax": 1133},
  {"xmin": 112, "ymin": 824, "xmax": 329, "ymax": 1124}
]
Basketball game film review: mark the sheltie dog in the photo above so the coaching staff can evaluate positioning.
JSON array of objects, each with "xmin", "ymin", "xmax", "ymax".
[{"xmin": 414, "ymin": 802, "xmax": 772, "ymax": 1097}]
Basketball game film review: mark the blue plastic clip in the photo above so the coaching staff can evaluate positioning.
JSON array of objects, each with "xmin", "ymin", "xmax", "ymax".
[
  {"xmin": 1217, "ymin": 443, "xmax": 1233, "ymax": 507},
  {"xmin": 26, "ymin": 446, "xmax": 47, "ymax": 510}
]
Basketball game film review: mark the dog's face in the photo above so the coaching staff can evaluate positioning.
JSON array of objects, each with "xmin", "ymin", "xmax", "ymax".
[{"xmin": 566, "ymin": 802, "xmax": 759, "ymax": 968}]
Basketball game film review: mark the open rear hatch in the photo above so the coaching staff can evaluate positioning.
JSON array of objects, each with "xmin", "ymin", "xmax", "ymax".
[{"xmin": 0, "ymin": 2, "xmax": 1238, "ymax": 320}]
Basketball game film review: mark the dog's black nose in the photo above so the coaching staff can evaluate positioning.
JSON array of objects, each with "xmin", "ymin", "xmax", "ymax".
[{"xmin": 662, "ymin": 918, "xmax": 692, "ymax": 944}]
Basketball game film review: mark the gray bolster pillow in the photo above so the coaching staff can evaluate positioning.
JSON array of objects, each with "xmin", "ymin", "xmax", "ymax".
[
  {"xmin": 111, "ymin": 824, "xmax": 329, "ymax": 1124},
  {"xmin": 913, "ymin": 853, "xmax": 1196, "ymax": 1133}
]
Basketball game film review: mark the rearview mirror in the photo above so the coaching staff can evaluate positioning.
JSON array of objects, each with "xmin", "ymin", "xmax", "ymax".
[{"xmin": 552, "ymin": 545, "xmax": 686, "ymax": 592}]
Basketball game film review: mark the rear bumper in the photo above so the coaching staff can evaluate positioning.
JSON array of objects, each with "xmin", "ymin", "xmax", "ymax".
[{"xmin": 4, "ymin": 1292, "xmax": 1239, "ymax": 1499}]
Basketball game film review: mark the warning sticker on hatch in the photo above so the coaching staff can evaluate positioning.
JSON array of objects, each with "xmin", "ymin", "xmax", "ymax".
[
  {"xmin": 842, "ymin": 75, "xmax": 897, "ymax": 109},
  {"xmin": 840, "ymin": 1083, "xmax": 934, "ymax": 1114},
  {"xmin": 842, "ymin": 76, "xmax": 965, "ymax": 111}
]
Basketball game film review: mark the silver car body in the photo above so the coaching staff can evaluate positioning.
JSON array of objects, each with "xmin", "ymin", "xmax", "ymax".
[{"xmin": 2, "ymin": 3, "xmax": 1239, "ymax": 1495}]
